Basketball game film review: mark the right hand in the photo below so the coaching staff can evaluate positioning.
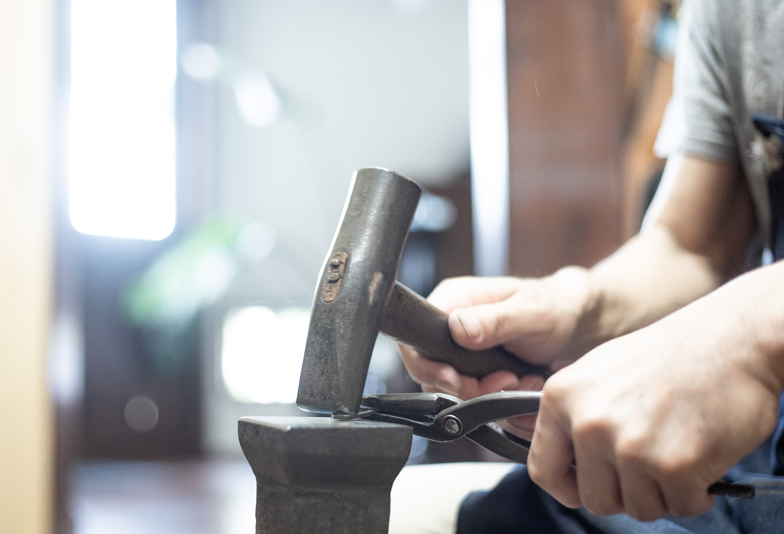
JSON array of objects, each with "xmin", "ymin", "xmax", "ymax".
[{"xmin": 398, "ymin": 266, "xmax": 595, "ymax": 423}]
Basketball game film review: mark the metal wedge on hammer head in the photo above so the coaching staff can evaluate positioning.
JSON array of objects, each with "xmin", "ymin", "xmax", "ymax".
[{"xmin": 297, "ymin": 168, "xmax": 550, "ymax": 416}]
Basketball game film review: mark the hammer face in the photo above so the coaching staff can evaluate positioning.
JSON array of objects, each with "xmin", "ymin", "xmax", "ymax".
[{"xmin": 297, "ymin": 168, "xmax": 421, "ymax": 415}]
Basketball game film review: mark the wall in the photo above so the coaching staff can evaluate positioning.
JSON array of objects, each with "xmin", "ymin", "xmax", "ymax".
[
  {"xmin": 214, "ymin": 0, "xmax": 470, "ymax": 283},
  {"xmin": 0, "ymin": 0, "xmax": 54, "ymax": 532}
]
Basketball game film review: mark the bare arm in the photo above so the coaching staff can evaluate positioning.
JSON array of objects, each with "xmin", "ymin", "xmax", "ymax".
[
  {"xmin": 401, "ymin": 155, "xmax": 757, "ymax": 396},
  {"xmin": 524, "ymin": 157, "xmax": 784, "ymax": 520},
  {"xmin": 583, "ymin": 154, "xmax": 756, "ymax": 346}
]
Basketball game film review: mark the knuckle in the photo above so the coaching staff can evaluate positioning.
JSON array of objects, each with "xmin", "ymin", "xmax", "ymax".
[
  {"xmin": 427, "ymin": 277, "xmax": 471, "ymax": 309},
  {"xmin": 516, "ymin": 285, "xmax": 556, "ymax": 323},
  {"xmin": 653, "ymin": 449, "xmax": 702, "ymax": 482},
  {"xmin": 583, "ymin": 498, "xmax": 623, "ymax": 517},
  {"xmin": 397, "ymin": 345, "xmax": 417, "ymax": 364},
  {"xmin": 614, "ymin": 434, "xmax": 649, "ymax": 468},
  {"xmin": 541, "ymin": 376, "xmax": 570, "ymax": 403},
  {"xmin": 571, "ymin": 415, "xmax": 613, "ymax": 444},
  {"xmin": 480, "ymin": 313, "xmax": 503, "ymax": 341},
  {"xmin": 626, "ymin": 504, "xmax": 665, "ymax": 523},
  {"xmin": 669, "ymin": 494, "xmax": 713, "ymax": 518},
  {"xmin": 431, "ymin": 276, "xmax": 464, "ymax": 293},
  {"xmin": 526, "ymin": 455, "xmax": 548, "ymax": 488}
]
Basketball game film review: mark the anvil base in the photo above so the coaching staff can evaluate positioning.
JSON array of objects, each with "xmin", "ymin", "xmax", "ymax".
[{"xmin": 239, "ymin": 416, "xmax": 412, "ymax": 534}]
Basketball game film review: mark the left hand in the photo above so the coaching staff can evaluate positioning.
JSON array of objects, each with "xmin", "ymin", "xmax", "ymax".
[{"xmin": 527, "ymin": 270, "xmax": 784, "ymax": 522}]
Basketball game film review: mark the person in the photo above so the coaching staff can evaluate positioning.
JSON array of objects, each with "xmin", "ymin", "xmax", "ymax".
[{"xmin": 398, "ymin": 0, "xmax": 784, "ymax": 531}]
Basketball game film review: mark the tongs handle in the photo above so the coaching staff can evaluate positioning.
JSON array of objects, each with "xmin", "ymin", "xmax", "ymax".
[
  {"xmin": 381, "ymin": 283, "xmax": 551, "ymax": 379},
  {"xmin": 466, "ymin": 424, "xmax": 533, "ymax": 464}
]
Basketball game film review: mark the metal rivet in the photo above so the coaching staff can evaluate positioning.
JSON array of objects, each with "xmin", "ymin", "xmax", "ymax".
[
  {"xmin": 442, "ymin": 415, "xmax": 463, "ymax": 436},
  {"xmin": 327, "ymin": 272, "xmax": 341, "ymax": 283}
]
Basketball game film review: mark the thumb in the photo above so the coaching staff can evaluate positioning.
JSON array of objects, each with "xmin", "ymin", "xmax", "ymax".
[
  {"xmin": 449, "ymin": 299, "xmax": 526, "ymax": 350},
  {"xmin": 448, "ymin": 295, "xmax": 554, "ymax": 352}
]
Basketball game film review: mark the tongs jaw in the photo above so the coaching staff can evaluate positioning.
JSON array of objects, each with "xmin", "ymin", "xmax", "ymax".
[{"xmin": 359, "ymin": 391, "xmax": 541, "ymax": 464}]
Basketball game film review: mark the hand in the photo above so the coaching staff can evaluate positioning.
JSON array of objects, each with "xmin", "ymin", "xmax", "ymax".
[
  {"xmin": 398, "ymin": 267, "xmax": 593, "ymax": 429},
  {"xmin": 527, "ymin": 271, "xmax": 783, "ymax": 521}
]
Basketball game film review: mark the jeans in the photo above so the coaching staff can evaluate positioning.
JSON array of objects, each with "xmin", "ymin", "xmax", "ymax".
[
  {"xmin": 457, "ymin": 467, "xmax": 784, "ymax": 534},
  {"xmin": 457, "ymin": 395, "xmax": 784, "ymax": 534}
]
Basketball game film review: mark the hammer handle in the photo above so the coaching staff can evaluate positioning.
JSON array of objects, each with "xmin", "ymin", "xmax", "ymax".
[{"xmin": 381, "ymin": 283, "xmax": 551, "ymax": 379}]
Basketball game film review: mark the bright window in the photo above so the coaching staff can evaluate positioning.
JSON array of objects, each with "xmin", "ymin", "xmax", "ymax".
[
  {"xmin": 221, "ymin": 306, "xmax": 311, "ymax": 404},
  {"xmin": 69, "ymin": 0, "xmax": 177, "ymax": 240}
]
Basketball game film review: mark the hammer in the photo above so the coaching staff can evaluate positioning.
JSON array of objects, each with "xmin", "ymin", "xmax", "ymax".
[{"xmin": 297, "ymin": 168, "xmax": 550, "ymax": 416}]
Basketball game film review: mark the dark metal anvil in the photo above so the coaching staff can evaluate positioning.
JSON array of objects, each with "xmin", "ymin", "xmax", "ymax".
[{"xmin": 238, "ymin": 417, "xmax": 412, "ymax": 534}]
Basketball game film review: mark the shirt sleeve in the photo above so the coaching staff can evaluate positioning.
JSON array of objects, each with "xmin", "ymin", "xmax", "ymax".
[{"xmin": 656, "ymin": 0, "xmax": 741, "ymax": 166}]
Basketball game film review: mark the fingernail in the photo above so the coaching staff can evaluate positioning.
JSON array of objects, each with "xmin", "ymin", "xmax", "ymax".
[{"xmin": 453, "ymin": 309, "xmax": 481, "ymax": 340}]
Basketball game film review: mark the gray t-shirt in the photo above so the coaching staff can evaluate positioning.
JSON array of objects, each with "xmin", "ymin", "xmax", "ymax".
[{"xmin": 657, "ymin": 0, "xmax": 784, "ymax": 247}]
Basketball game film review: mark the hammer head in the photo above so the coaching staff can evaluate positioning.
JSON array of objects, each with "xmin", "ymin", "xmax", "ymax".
[{"xmin": 297, "ymin": 168, "xmax": 421, "ymax": 415}]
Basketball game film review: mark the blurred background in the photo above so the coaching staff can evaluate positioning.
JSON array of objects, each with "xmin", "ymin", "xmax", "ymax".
[{"xmin": 0, "ymin": 0, "xmax": 678, "ymax": 532}]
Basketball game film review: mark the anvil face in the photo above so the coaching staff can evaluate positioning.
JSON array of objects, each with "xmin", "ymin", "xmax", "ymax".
[{"xmin": 239, "ymin": 416, "xmax": 412, "ymax": 534}]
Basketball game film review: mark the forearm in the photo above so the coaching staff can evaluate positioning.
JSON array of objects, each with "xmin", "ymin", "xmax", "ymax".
[
  {"xmin": 530, "ymin": 255, "xmax": 784, "ymax": 521},
  {"xmin": 576, "ymin": 224, "xmax": 723, "ymax": 349},
  {"xmin": 566, "ymin": 156, "xmax": 755, "ymax": 353},
  {"xmin": 711, "ymin": 259, "xmax": 784, "ymax": 393}
]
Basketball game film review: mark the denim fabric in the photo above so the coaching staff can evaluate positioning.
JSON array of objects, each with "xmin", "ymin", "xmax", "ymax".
[
  {"xmin": 767, "ymin": 177, "xmax": 784, "ymax": 260},
  {"xmin": 457, "ymin": 466, "xmax": 742, "ymax": 534},
  {"xmin": 773, "ymin": 395, "xmax": 784, "ymax": 476},
  {"xmin": 457, "ymin": 411, "xmax": 784, "ymax": 534},
  {"xmin": 724, "ymin": 474, "xmax": 784, "ymax": 533}
]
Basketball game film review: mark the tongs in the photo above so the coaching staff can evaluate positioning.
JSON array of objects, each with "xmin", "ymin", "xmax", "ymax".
[
  {"xmin": 349, "ymin": 390, "xmax": 756, "ymax": 499},
  {"xmin": 355, "ymin": 390, "xmax": 540, "ymax": 464}
]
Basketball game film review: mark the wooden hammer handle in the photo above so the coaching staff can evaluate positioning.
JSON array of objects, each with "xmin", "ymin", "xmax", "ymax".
[{"xmin": 381, "ymin": 283, "xmax": 551, "ymax": 379}]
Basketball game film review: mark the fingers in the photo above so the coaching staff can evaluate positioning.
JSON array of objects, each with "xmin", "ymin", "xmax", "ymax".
[
  {"xmin": 446, "ymin": 291, "xmax": 568, "ymax": 365},
  {"xmin": 617, "ymin": 471, "xmax": 668, "ymax": 522},
  {"xmin": 528, "ymin": 397, "xmax": 582, "ymax": 509},
  {"xmin": 398, "ymin": 344, "xmax": 460, "ymax": 396},
  {"xmin": 576, "ymin": 457, "xmax": 623, "ymax": 516},
  {"xmin": 529, "ymin": 365, "xmax": 716, "ymax": 521},
  {"xmin": 476, "ymin": 370, "xmax": 520, "ymax": 395},
  {"xmin": 659, "ymin": 477, "xmax": 714, "ymax": 518},
  {"xmin": 399, "ymin": 343, "xmax": 481, "ymax": 398},
  {"xmin": 427, "ymin": 276, "xmax": 519, "ymax": 312},
  {"xmin": 432, "ymin": 277, "xmax": 563, "ymax": 353},
  {"xmin": 487, "ymin": 373, "xmax": 545, "ymax": 431}
]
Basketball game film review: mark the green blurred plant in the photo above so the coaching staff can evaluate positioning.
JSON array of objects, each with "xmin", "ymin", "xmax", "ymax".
[{"xmin": 123, "ymin": 217, "xmax": 275, "ymax": 375}]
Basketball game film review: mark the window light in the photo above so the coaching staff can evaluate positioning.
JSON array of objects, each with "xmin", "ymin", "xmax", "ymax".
[{"xmin": 69, "ymin": 0, "xmax": 177, "ymax": 240}]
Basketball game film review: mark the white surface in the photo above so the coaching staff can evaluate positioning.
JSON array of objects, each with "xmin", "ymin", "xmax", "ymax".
[{"xmin": 390, "ymin": 462, "xmax": 516, "ymax": 534}]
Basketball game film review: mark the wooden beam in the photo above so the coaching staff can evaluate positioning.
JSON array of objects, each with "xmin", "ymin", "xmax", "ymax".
[{"xmin": 0, "ymin": 0, "xmax": 54, "ymax": 532}]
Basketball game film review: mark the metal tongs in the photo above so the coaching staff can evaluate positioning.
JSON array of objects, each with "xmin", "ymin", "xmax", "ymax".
[
  {"xmin": 350, "ymin": 390, "xmax": 757, "ymax": 499},
  {"xmin": 355, "ymin": 390, "xmax": 540, "ymax": 464}
]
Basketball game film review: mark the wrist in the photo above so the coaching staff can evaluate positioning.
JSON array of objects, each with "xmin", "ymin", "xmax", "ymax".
[
  {"xmin": 741, "ymin": 262, "xmax": 784, "ymax": 394},
  {"xmin": 547, "ymin": 266, "xmax": 603, "ymax": 355}
]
